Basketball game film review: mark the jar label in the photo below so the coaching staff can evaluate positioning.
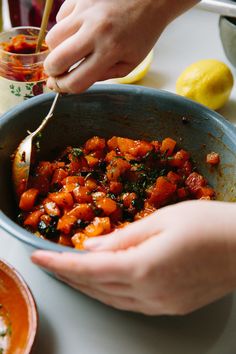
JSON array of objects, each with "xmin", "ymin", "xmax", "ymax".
[{"xmin": 0, "ymin": 76, "xmax": 51, "ymax": 115}]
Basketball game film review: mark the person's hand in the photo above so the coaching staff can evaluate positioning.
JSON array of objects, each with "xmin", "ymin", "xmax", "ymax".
[
  {"xmin": 44, "ymin": 0, "xmax": 199, "ymax": 93},
  {"xmin": 31, "ymin": 200, "xmax": 236, "ymax": 315}
]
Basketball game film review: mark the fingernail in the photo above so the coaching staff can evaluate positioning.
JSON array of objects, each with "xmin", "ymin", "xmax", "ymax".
[
  {"xmin": 46, "ymin": 77, "xmax": 54, "ymax": 89},
  {"xmin": 31, "ymin": 250, "xmax": 54, "ymax": 264},
  {"xmin": 84, "ymin": 238, "xmax": 104, "ymax": 250}
]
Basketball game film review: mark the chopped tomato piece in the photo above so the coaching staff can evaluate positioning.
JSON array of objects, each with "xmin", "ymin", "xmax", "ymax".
[
  {"xmin": 68, "ymin": 204, "xmax": 94, "ymax": 221},
  {"xmin": 160, "ymin": 138, "xmax": 176, "ymax": 156},
  {"xmin": 30, "ymin": 175, "xmax": 50, "ymax": 195},
  {"xmin": 24, "ymin": 210, "xmax": 43, "ymax": 229},
  {"xmin": 71, "ymin": 232, "xmax": 89, "ymax": 250},
  {"xmin": 73, "ymin": 186, "xmax": 93, "ymax": 203},
  {"xmin": 177, "ymin": 187, "xmax": 189, "ymax": 199},
  {"xmin": 43, "ymin": 199, "xmax": 61, "ymax": 216},
  {"xmin": 51, "ymin": 168, "xmax": 68, "ymax": 186},
  {"xmin": 36, "ymin": 161, "xmax": 53, "ymax": 179},
  {"xmin": 185, "ymin": 172, "xmax": 206, "ymax": 195},
  {"xmin": 57, "ymin": 214, "xmax": 77, "ymax": 234},
  {"xmin": 106, "ymin": 158, "xmax": 130, "ymax": 181},
  {"xmin": 19, "ymin": 188, "xmax": 39, "ymax": 211},
  {"xmin": 167, "ymin": 171, "xmax": 182, "ymax": 185},
  {"xmin": 85, "ymin": 178, "xmax": 97, "ymax": 191},
  {"xmin": 96, "ymin": 197, "xmax": 117, "ymax": 215},
  {"xmin": 122, "ymin": 193, "xmax": 137, "ymax": 208},
  {"xmin": 85, "ymin": 217, "xmax": 111, "ymax": 237},
  {"xmin": 85, "ymin": 155, "xmax": 99, "ymax": 168},
  {"xmin": 58, "ymin": 235, "xmax": 73, "ymax": 247},
  {"xmin": 109, "ymin": 181, "xmax": 123, "ymax": 194},
  {"xmin": 62, "ymin": 176, "xmax": 85, "ymax": 186},
  {"xmin": 196, "ymin": 186, "xmax": 215, "ymax": 199},
  {"xmin": 49, "ymin": 191, "xmax": 74, "ymax": 209},
  {"xmin": 206, "ymin": 152, "xmax": 220, "ymax": 166},
  {"xmin": 84, "ymin": 136, "xmax": 106, "ymax": 152},
  {"xmin": 169, "ymin": 149, "xmax": 190, "ymax": 168},
  {"xmin": 148, "ymin": 176, "xmax": 176, "ymax": 207}
]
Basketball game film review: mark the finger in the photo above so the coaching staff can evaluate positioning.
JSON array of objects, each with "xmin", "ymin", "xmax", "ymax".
[
  {"xmin": 98, "ymin": 62, "xmax": 134, "ymax": 81},
  {"xmin": 84, "ymin": 211, "xmax": 161, "ymax": 251},
  {"xmin": 57, "ymin": 274, "xmax": 133, "ymax": 297},
  {"xmin": 46, "ymin": 13, "xmax": 82, "ymax": 50},
  {"xmin": 31, "ymin": 249, "xmax": 135, "ymax": 282},
  {"xmin": 72, "ymin": 283, "xmax": 140, "ymax": 312},
  {"xmin": 44, "ymin": 27, "xmax": 94, "ymax": 77},
  {"xmin": 55, "ymin": 273, "xmax": 89, "ymax": 286},
  {"xmin": 56, "ymin": 0, "xmax": 76, "ymax": 22},
  {"xmin": 46, "ymin": 52, "xmax": 110, "ymax": 93}
]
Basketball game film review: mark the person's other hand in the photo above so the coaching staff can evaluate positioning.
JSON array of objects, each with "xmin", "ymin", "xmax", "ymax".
[
  {"xmin": 44, "ymin": 0, "xmax": 198, "ymax": 93},
  {"xmin": 31, "ymin": 200, "xmax": 236, "ymax": 315}
]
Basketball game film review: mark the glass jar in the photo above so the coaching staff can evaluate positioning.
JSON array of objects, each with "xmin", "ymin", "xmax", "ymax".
[
  {"xmin": 8, "ymin": 0, "xmax": 64, "ymax": 29},
  {"xmin": 0, "ymin": 26, "xmax": 50, "ymax": 114}
]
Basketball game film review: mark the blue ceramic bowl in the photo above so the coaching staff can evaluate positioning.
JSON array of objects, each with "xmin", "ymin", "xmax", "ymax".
[{"xmin": 0, "ymin": 84, "xmax": 236, "ymax": 252}]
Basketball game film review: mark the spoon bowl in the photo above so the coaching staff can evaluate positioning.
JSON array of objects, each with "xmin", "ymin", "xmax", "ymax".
[{"xmin": 12, "ymin": 92, "xmax": 60, "ymax": 198}]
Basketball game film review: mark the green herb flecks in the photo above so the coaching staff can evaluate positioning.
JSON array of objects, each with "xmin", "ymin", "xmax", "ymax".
[
  {"xmin": 71, "ymin": 148, "xmax": 84, "ymax": 161},
  {"xmin": 35, "ymin": 132, "xmax": 42, "ymax": 152},
  {"xmin": 0, "ymin": 323, "xmax": 12, "ymax": 337},
  {"xmin": 38, "ymin": 218, "xmax": 59, "ymax": 240}
]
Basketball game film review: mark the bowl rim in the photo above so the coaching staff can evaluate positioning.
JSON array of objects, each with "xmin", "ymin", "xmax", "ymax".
[
  {"xmin": 0, "ymin": 258, "xmax": 38, "ymax": 353},
  {"xmin": 1, "ymin": 84, "xmax": 236, "ymax": 252}
]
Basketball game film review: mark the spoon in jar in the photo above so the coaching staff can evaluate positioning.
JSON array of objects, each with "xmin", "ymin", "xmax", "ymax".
[
  {"xmin": 12, "ymin": 0, "xmax": 57, "ymax": 199},
  {"xmin": 36, "ymin": 0, "xmax": 54, "ymax": 53}
]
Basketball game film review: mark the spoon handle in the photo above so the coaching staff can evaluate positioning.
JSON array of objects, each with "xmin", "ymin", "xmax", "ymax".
[
  {"xmin": 32, "ymin": 92, "xmax": 60, "ymax": 136},
  {"xmin": 36, "ymin": 0, "xmax": 54, "ymax": 53}
]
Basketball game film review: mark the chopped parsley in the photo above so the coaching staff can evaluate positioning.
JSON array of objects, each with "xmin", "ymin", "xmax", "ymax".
[
  {"xmin": 35, "ymin": 132, "xmax": 42, "ymax": 152},
  {"xmin": 71, "ymin": 148, "xmax": 84, "ymax": 160}
]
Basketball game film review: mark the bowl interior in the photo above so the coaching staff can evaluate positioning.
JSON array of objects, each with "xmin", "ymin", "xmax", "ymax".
[
  {"xmin": 0, "ymin": 85, "xmax": 236, "ymax": 250},
  {"xmin": 0, "ymin": 259, "xmax": 37, "ymax": 354}
]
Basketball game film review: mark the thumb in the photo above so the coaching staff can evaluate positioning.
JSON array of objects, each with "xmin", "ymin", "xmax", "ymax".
[{"xmin": 84, "ymin": 212, "xmax": 162, "ymax": 251}]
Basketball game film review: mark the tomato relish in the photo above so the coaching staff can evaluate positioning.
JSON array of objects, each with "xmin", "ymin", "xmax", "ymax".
[
  {"xmin": 0, "ymin": 34, "xmax": 48, "ymax": 82},
  {"xmin": 18, "ymin": 136, "xmax": 216, "ymax": 249}
]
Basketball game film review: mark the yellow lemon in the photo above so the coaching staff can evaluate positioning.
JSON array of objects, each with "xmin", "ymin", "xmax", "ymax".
[
  {"xmin": 176, "ymin": 59, "xmax": 234, "ymax": 110},
  {"xmin": 116, "ymin": 50, "xmax": 154, "ymax": 84}
]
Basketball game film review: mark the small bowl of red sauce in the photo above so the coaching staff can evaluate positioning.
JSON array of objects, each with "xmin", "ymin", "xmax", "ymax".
[
  {"xmin": 0, "ymin": 26, "xmax": 50, "ymax": 114},
  {"xmin": 0, "ymin": 259, "xmax": 38, "ymax": 354}
]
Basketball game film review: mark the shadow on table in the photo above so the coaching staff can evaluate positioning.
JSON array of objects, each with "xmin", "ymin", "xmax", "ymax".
[
  {"xmin": 218, "ymin": 98, "xmax": 236, "ymax": 125},
  {"xmin": 33, "ymin": 309, "xmax": 57, "ymax": 354},
  {"xmin": 136, "ymin": 69, "xmax": 170, "ymax": 89},
  {"xmin": 59, "ymin": 283, "xmax": 233, "ymax": 354}
]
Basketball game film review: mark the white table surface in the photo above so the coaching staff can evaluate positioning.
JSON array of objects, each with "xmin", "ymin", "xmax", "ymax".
[{"xmin": 1, "ymin": 7, "xmax": 236, "ymax": 354}]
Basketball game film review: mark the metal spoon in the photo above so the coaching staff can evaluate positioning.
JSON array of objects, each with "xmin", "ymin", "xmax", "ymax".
[
  {"xmin": 12, "ymin": 0, "xmax": 55, "ymax": 199},
  {"xmin": 12, "ymin": 93, "xmax": 60, "ymax": 198}
]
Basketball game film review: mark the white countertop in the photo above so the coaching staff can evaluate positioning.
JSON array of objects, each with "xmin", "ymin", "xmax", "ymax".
[{"xmin": 1, "ymin": 7, "xmax": 236, "ymax": 354}]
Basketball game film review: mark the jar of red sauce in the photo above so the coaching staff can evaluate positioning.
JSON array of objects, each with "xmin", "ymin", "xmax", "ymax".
[{"xmin": 0, "ymin": 26, "xmax": 50, "ymax": 114}]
